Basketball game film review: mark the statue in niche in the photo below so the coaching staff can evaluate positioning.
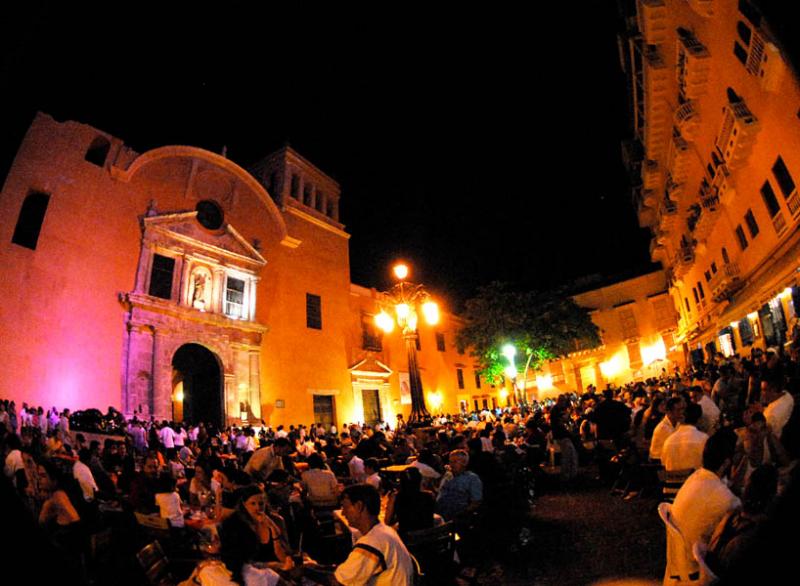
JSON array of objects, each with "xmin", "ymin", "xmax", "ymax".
[{"xmin": 192, "ymin": 273, "xmax": 207, "ymax": 309}]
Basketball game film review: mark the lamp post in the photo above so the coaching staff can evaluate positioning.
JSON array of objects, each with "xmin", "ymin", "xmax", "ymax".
[{"xmin": 375, "ymin": 262, "xmax": 440, "ymax": 427}]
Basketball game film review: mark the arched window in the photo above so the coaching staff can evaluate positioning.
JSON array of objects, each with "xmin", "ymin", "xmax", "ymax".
[
  {"xmin": 12, "ymin": 191, "xmax": 50, "ymax": 250},
  {"xmin": 85, "ymin": 136, "xmax": 111, "ymax": 167}
]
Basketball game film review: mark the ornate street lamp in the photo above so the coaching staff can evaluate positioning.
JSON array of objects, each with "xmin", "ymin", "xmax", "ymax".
[{"xmin": 375, "ymin": 262, "xmax": 440, "ymax": 426}]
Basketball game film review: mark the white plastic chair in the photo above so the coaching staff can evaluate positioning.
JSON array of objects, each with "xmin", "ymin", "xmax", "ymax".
[
  {"xmin": 658, "ymin": 502, "xmax": 699, "ymax": 584},
  {"xmin": 692, "ymin": 541, "xmax": 718, "ymax": 585}
]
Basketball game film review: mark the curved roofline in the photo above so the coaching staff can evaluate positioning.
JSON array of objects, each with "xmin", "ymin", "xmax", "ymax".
[{"xmin": 115, "ymin": 146, "xmax": 290, "ymax": 243}]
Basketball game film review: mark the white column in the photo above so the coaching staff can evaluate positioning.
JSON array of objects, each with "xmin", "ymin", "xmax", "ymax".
[
  {"xmin": 248, "ymin": 277, "xmax": 259, "ymax": 321},
  {"xmin": 212, "ymin": 268, "xmax": 225, "ymax": 314}
]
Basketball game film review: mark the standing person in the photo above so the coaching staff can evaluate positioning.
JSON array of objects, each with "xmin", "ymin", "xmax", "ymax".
[
  {"xmin": 649, "ymin": 397, "xmax": 685, "ymax": 462},
  {"xmin": 760, "ymin": 374, "xmax": 795, "ymax": 440},
  {"xmin": 334, "ymin": 484, "xmax": 414, "ymax": 586},
  {"xmin": 159, "ymin": 421, "xmax": 177, "ymax": 451}
]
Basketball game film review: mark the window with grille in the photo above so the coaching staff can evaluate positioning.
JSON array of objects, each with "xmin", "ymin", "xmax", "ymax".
[
  {"xmin": 618, "ymin": 307, "xmax": 639, "ymax": 339},
  {"xmin": 225, "ymin": 277, "xmax": 246, "ymax": 319},
  {"xmin": 435, "ymin": 332, "xmax": 446, "ymax": 352},
  {"xmin": 306, "ymin": 294, "xmax": 322, "ymax": 329}
]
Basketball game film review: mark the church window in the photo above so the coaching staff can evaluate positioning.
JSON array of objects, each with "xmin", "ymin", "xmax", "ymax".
[
  {"xmin": 148, "ymin": 254, "xmax": 175, "ymax": 300},
  {"xmin": 225, "ymin": 276, "xmax": 246, "ymax": 319},
  {"xmin": 306, "ymin": 293, "xmax": 322, "ymax": 329},
  {"xmin": 12, "ymin": 191, "xmax": 50, "ymax": 250}
]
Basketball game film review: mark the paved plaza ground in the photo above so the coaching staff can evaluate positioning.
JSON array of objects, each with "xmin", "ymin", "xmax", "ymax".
[{"xmin": 475, "ymin": 468, "xmax": 665, "ymax": 586}]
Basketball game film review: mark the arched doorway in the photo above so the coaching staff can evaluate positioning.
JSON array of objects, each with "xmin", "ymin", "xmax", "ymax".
[{"xmin": 172, "ymin": 344, "xmax": 223, "ymax": 429}]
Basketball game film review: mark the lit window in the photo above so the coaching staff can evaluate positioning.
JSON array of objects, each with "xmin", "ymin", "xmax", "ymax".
[{"xmin": 225, "ymin": 277, "xmax": 246, "ymax": 319}]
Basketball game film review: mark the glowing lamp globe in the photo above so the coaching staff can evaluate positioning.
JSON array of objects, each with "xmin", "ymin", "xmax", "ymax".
[
  {"xmin": 375, "ymin": 311, "xmax": 395, "ymax": 333},
  {"xmin": 422, "ymin": 301, "xmax": 439, "ymax": 325},
  {"xmin": 393, "ymin": 263, "xmax": 409, "ymax": 280}
]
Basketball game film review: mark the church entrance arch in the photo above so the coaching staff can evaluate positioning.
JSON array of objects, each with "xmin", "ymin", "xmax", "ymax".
[{"xmin": 172, "ymin": 344, "xmax": 223, "ymax": 430}]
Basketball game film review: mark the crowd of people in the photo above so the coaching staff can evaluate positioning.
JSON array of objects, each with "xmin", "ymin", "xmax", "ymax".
[{"xmin": 1, "ymin": 343, "xmax": 798, "ymax": 584}]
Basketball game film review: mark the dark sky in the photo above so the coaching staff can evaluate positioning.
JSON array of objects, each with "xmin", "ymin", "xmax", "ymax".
[{"xmin": 1, "ymin": 1, "xmax": 657, "ymax": 310}]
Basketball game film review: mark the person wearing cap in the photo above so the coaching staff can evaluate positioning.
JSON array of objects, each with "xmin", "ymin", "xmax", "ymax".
[{"xmin": 220, "ymin": 484, "xmax": 293, "ymax": 583}]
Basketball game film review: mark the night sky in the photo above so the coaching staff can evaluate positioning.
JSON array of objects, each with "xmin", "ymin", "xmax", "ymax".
[{"xmin": 1, "ymin": 1, "xmax": 658, "ymax": 311}]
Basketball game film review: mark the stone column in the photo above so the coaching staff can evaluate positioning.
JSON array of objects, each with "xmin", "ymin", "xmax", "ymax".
[
  {"xmin": 179, "ymin": 256, "xmax": 191, "ymax": 306},
  {"xmin": 249, "ymin": 351, "xmax": 262, "ymax": 419},
  {"xmin": 171, "ymin": 255, "xmax": 184, "ymax": 302},
  {"xmin": 212, "ymin": 268, "xmax": 225, "ymax": 314}
]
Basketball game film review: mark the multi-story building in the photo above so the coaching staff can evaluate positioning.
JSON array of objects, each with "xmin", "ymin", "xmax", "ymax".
[
  {"xmin": 619, "ymin": 0, "xmax": 800, "ymax": 364},
  {"xmin": 529, "ymin": 270, "xmax": 683, "ymax": 400},
  {"xmin": 0, "ymin": 113, "xmax": 483, "ymax": 429}
]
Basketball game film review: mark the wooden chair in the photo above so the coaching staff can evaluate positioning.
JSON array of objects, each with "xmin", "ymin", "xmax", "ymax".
[
  {"xmin": 658, "ymin": 502, "xmax": 699, "ymax": 584},
  {"xmin": 404, "ymin": 521, "xmax": 457, "ymax": 584},
  {"xmin": 136, "ymin": 541, "xmax": 174, "ymax": 586},
  {"xmin": 692, "ymin": 541, "xmax": 718, "ymax": 586}
]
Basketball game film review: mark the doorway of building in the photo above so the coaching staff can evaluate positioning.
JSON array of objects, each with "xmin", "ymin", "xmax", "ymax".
[
  {"xmin": 361, "ymin": 389, "xmax": 381, "ymax": 426},
  {"xmin": 313, "ymin": 395, "xmax": 336, "ymax": 429},
  {"xmin": 172, "ymin": 344, "xmax": 223, "ymax": 430}
]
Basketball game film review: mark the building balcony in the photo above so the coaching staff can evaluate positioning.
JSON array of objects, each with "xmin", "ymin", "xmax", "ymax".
[
  {"xmin": 693, "ymin": 194, "xmax": 720, "ymax": 241},
  {"xmin": 668, "ymin": 134, "xmax": 691, "ymax": 183},
  {"xmin": 638, "ymin": 0, "xmax": 668, "ymax": 45},
  {"xmin": 635, "ymin": 188, "xmax": 658, "ymax": 228},
  {"xmin": 674, "ymin": 101, "xmax": 701, "ymax": 141},
  {"xmin": 711, "ymin": 164, "xmax": 735, "ymax": 205},
  {"xmin": 677, "ymin": 29, "xmax": 711, "ymax": 99},
  {"xmin": 673, "ymin": 243, "xmax": 695, "ymax": 279},
  {"xmin": 658, "ymin": 197, "xmax": 679, "ymax": 232},
  {"xmin": 709, "ymin": 262, "xmax": 742, "ymax": 302},
  {"xmin": 650, "ymin": 237, "xmax": 667, "ymax": 263},
  {"xmin": 642, "ymin": 159, "xmax": 662, "ymax": 190},
  {"xmin": 716, "ymin": 100, "xmax": 760, "ymax": 170},
  {"xmin": 686, "ymin": 0, "xmax": 715, "ymax": 18}
]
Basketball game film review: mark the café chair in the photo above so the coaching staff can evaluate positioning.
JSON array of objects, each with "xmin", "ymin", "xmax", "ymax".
[
  {"xmin": 136, "ymin": 540, "xmax": 174, "ymax": 586},
  {"xmin": 403, "ymin": 521, "xmax": 456, "ymax": 584}
]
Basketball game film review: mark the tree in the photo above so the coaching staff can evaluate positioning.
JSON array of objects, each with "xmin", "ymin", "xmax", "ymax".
[{"xmin": 455, "ymin": 282, "xmax": 601, "ymax": 402}]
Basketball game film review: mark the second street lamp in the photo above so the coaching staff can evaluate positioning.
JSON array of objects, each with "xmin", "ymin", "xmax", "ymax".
[{"xmin": 375, "ymin": 262, "xmax": 439, "ymax": 427}]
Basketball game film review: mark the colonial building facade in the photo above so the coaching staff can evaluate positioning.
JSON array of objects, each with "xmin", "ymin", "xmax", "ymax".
[
  {"xmin": 619, "ymin": 0, "xmax": 800, "ymax": 364},
  {"xmin": 0, "ymin": 113, "xmax": 488, "ymax": 428}
]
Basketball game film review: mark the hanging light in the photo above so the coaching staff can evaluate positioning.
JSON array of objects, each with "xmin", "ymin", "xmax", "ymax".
[{"xmin": 375, "ymin": 311, "xmax": 395, "ymax": 333}]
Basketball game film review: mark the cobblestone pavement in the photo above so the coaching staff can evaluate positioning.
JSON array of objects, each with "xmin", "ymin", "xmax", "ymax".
[{"xmin": 474, "ymin": 469, "xmax": 665, "ymax": 586}]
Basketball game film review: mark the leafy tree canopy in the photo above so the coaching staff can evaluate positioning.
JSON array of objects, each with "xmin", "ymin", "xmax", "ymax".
[{"xmin": 455, "ymin": 281, "xmax": 601, "ymax": 383}]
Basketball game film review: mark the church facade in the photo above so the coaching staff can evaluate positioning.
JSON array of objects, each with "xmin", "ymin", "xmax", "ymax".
[{"xmin": 0, "ymin": 113, "xmax": 484, "ymax": 428}]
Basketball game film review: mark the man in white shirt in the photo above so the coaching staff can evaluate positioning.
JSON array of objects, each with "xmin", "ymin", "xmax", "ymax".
[
  {"xmin": 670, "ymin": 431, "xmax": 740, "ymax": 579},
  {"xmin": 649, "ymin": 397, "xmax": 685, "ymax": 462},
  {"xmin": 690, "ymin": 384, "xmax": 720, "ymax": 434},
  {"xmin": 73, "ymin": 449, "xmax": 100, "ymax": 502},
  {"xmin": 345, "ymin": 449, "xmax": 366, "ymax": 483},
  {"xmin": 761, "ymin": 375, "xmax": 795, "ymax": 440},
  {"xmin": 334, "ymin": 484, "xmax": 413, "ymax": 586},
  {"xmin": 159, "ymin": 422, "xmax": 177, "ymax": 449},
  {"xmin": 661, "ymin": 403, "xmax": 708, "ymax": 472},
  {"xmin": 365, "ymin": 458, "xmax": 381, "ymax": 491}
]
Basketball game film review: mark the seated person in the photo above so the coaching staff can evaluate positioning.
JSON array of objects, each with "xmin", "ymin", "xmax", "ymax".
[
  {"xmin": 37, "ymin": 459, "xmax": 84, "ymax": 574},
  {"xmin": 154, "ymin": 472, "xmax": 184, "ymax": 528},
  {"xmin": 129, "ymin": 454, "xmax": 161, "ymax": 513},
  {"xmin": 436, "ymin": 449, "xmax": 482, "ymax": 522},
  {"xmin": 385, "ymin": 467, "xmax": 435, "ymax": 538},
  {"xmin": 707, "ymin": 463, "xmax": 778, "ymax": 579},
  {"xmin": 364, "ymin": 458, "xmax": 382, "ymax": 492},
  {"xmin": 301, "ymin": 452, "xmax": 340, "ymax": 507},
  {"xmin": 188, "ymin": 464, "xmax": 213, "ymax": 508},
  {"xmin": 213, "ymin": 465, "xmax": 254, "ymax": 520},
  {"xmin": 334, "ymin": 484, "xmax": 414, "ymax": 586},
  {"xmin": 220, "ymin": 484, "xmax": 293, "ymax": 584}
]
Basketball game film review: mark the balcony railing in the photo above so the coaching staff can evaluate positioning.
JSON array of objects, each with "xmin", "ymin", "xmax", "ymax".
[
  {"xmin": 638, "ymin": 0, "xmax": 668, "ymax": 45},
  {"xmin": 716, "ymin": 100, "xmax": 760, "ymax": 169},
  {"xmin": 668, "ymin": 134, "xmax": 691, "ymax": 182},
  {"xmin": 694, "ymin": 196, "xmax": 720, "ymax": 240},
  {"xmin": 674, "ymin": 100, "xmax": 701, "ymax": 140},
  {"xmin": 677, "ymin": 30, "xmax": 710, "ymax": 99},
  {"xmin": 710, "ymin": 262, "xmax": 741, "ymax": 302}
]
